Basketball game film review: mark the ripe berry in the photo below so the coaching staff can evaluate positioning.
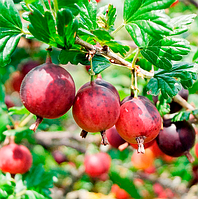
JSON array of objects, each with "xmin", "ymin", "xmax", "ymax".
[
  {"xmin": 78, "ymin": 77, "xmax": 120, "ymax": 102},
  {"xmin": 131, "ymin": 148, "xmax": 155, "ymax": 170},
  {"xmin": 20, "ymin": 56, "xmax": 75, "ymax": 131},
  {"xmin": 84, "ymin": 152, "xmax": 111, "ymax": 177},
  {"xmin": 52, "ymin": 150, "xmax": 68, "ymax": 164},
  {"xmin": 195, "ymin": 143, "xmax": 198, "ymax": 158},
  {"xmin": 72, "ymin": 81, "xmax": 120, "ymax": 144},
  {"xmin": 20, "ymin": 59, "xmax": 40, "ymax": 76},
  {"xmin": 0, "ymin": 143, "xmax": 32, "ymax": 174},
  {"xmin": 115, "ymin": 96, "xmax": 161, "ymax": 153},
  {"xmin": 106, "ymin": 126, "xmax": 126, "ymax": 149},
  {"xmin": 111, "ymin": 184, "xmax": 130, "ymax": 199},
  {"xmin": 156, "ymin": 119, "xmax": 195, "ymax": 162},
  {"xmin": 169, "ymin": 87, "xmax": 189, "ymax": 113},
  {"xmin": 10, "ymin": 71, "xmax": 24, "ymax": 92}
]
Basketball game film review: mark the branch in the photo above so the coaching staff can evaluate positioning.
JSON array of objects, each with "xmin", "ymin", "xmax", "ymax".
[
  {"xmin": 173, "ymin": 94, "xmax": 195, "ymax": 111},
  {"xmin": 34, "ymin": 131, "xmax": 101, "ymax": 153},
  {"xmin": 74, "ymin": 37, "xmax": 154, "ymax": 79}
]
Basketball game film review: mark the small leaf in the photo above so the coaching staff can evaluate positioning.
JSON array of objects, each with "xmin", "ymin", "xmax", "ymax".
[
  {"xmin": 92, "ymin": 55, "xmax": 111, "ymax": 74},
  {"xmin": 0, "ymin": 82, "xmax": 5, "ymax": 104},
  {"xmin": 106, "ymin": 40, "xmax": 130, "ymax": 56},
  {"xmin": 8, "ymin": 106, "xmax": 30, "ymax": 115},
  {"xmin": 24, "ymin": 0, "xmax": 39, "ymax": 4},
  {"xmin": 146, "ymin": 62, "xmax": 197, "ymax": 98},
  {"xmin": 97, "ymin": 4, "xmax": 117, "ymax": 31},
  {"xmin": 57, "ymin": 0, "xmax": 81, "ymax": 15},
  {"xmin": 156, "ymin": 94, "xmax": 171, "ymax": 116},
  {"xmin": 0, "ymin": 0, "xmax": 23, "ymax": 66},
  {"xmin": 25, "ymin": 190, "xmax": 47, "ymax": 199},
  {"xmin": 78, "ymin": 0, "xmax": 98, "ymax": 31},
  {"xmin": 59, "ymin": 49, "xmax": 89, "ymax": 65},
  {"xmin": 141, "ymin": 37, "xmax": 191, "ymax": 70},
  {"xmin": 24, "ymin": 164, "xmax": 54, "ymax": 190},
  {"xmin": 170, "ymin": 14, "xmax": 197, "ymax": 35},
  {"xmin": 147, "ymin": 76, "xmax": 181, "ymax": 99},
  {"xmin": 171, "ymin": 111, "xmax": 191, "ymax": 122}
]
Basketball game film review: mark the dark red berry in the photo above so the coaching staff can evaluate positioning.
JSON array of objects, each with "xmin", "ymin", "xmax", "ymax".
[
  {"xmin": 72, "ymin": 82, "xmax": 120, "ymax": 144},
  {"xmin": 78, "ymin": 77, "xmax": 120, "ymax": 102},
  {"xmin": 20, "ymin": 58, "xmax": 75, "ymax": 120},
  {"xmin": 0, "ymin": 143, "xmax": 32, "ymax": 174},
  {"xmin": 4, "ymin": 95, "xmax": 15, "ymax": 108},
  {"xmin": 115, "ymin": 96, "xmax": 161, "ymax": 153},
  {"xmin": 84, "ymin": 152, "xmax": 111, "ymax": 177},
  {"xmin": 10, "ymin": 71, "xmax": 24, "ymax": 92},
  {"xmin": 52, "ymin": 150, "xmax": 68, "ymax": 164},
  {"xmin": 156, "ymin": 119, "xmax": 195, "ymax": 162},
  {"xmin": 169, "ymin": 88, "xmax": 189, "ymax": 113},
  {"xmin": 106, "ymin": 126, "xmax": 126, "ymax": 149},
  {"xmin": 20, "ymin": 59, "xmax": 40, "ymax": 76}
]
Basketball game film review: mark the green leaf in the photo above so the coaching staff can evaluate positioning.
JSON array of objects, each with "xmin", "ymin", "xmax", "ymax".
[
  {"xmin": 141, "ymin": 37, "xmax": 191, "ymax": 70},
  {"xmin": 0, "ymin": 0, "xmax": 23, "ymax": 66},
  {"xmin": 24, "ymin": 0, "xmax": 39, "ymax": 4},
  {"xmin": 170, "ymin": 14, "xmax": 197, "ymax": 35},
  {"xmin": 59, "ymin": 51, "xmax": 111, "ymax": 74},
  {"xmin": 92, "ymin": 29, "xmax": 113, "ymax": 41},
  {"xmin": 56, "ymin": 9, "xmax": 73, "ymax": 37},
  {"xmin": 28, "ymin": 7, "xmax": 78, "ymax": 49},
  {"xmin": 78, "ymin": 0, "xmax": 98, "ymax": 31},
  {"xmin": 147, "ymin": 75, "xmax": 181, "ymax": 99},
  {"xmin": 3, "ymin": 127, "xmax": 32, "ymax": 137},
  {"xmin": 24, "ymin": 164, "xmax": 54, "ymax": 191},
  {"xmin": 193, "ymin": 48, "xmax": 198, "ymax": 63},
  {"xmin": 156, "ymin": 94, "xmax": 171, "ymax": 116},
  {"xmin": 146, "ymin": 62, "xmax": 197, "ymax": 98},
  {"xmin": 97, "ymin": 4, "xmax": 117, "ymax": 31},
  {"xmin": 57, "ymin": 0, "xmax": 81, "ymax": 15},
  {"xmin": 92, "ymin": 55, "xmax": 111, "ymax": 74},
  {"xmin": 0, "ymin": 82, "xmax": 5, "ymax": 105},
  {"xmin": 59, "ymin": 49, "xmax": 89, "ymax": 65},
  {"xmin": 25, "ymin": 190, "xmax": 48, "ymax": 199},
  {"xmin": 171, "ymin": 111, "xmax": 191, "ymax": 122},
  {"xmin": 8, "ymin": 106, "xmax": 30, "ymax": 115},
  {"xmin": 123, "ymin": 0, "xmax": 175, "ymax": 46},
  {"xmin": 109, "ymin": 165, "xmax": 140, "ymax": 199},
  {"xmin": 106, "ymin": 41, "xmax": 130, "ymax": 56}
]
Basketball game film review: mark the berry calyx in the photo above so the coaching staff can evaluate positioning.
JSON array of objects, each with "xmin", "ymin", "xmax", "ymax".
[{"xmin": 0, "ymin": 143, "xmax": 32, "ymax": 174}]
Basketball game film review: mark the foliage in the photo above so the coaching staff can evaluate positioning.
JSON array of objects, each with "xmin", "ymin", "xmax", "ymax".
[{"xmin": 0, "ymin": 0, "xmax": 198, "ymax": 198}]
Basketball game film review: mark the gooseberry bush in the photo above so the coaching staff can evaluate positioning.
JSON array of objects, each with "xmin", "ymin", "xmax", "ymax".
[{"xmin": 1, "ymin": 0, "xmax": 198, "ymax": 198}]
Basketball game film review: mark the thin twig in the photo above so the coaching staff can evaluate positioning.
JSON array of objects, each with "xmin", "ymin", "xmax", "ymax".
[{"xmin": 74, "ymin": 37, "xmax": 154, "ymax": 78}]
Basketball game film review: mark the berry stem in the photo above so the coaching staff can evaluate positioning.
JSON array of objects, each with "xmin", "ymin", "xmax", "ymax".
[
  {"xmin": 46, "ymin": 47, "xmax": 52, "ymax": 64},
  {"xmin": 29, "ymin": 116, "xmax": 43, "ymax": 132},
  {"xmin": 80, "ymin": 130, "xmax": 88, "ymax": 138},
  {"xmin": 130, "ymin": 48, "xmax": 140, "ymax": 98},
  {"xmin": 184, "ymin": 151, "xmax": 195, "ymax": 163},
  {"xmin": 136, "ymin": 136, "xmax": 146, "ymax": 154},
  {"xmin": 100, "ymin": 130, "xmax": 109, "ymax": 146}
]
